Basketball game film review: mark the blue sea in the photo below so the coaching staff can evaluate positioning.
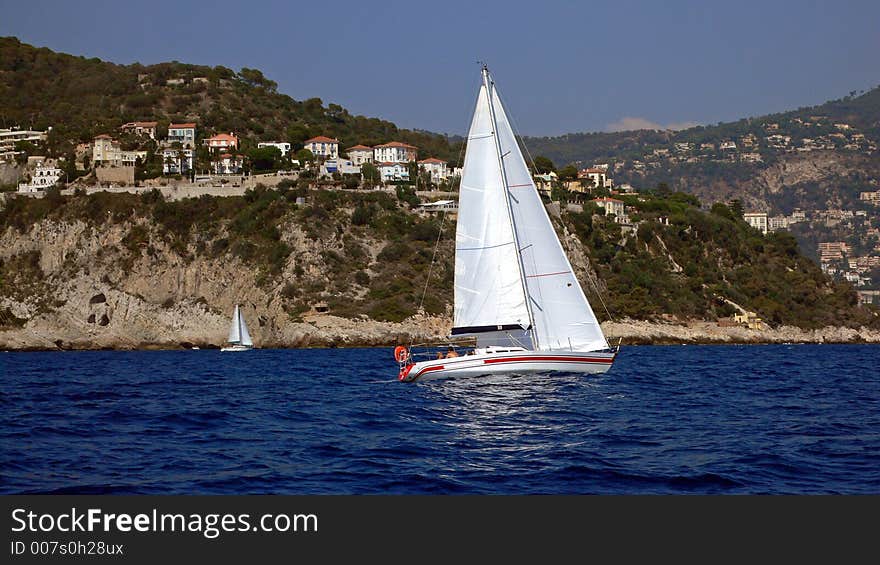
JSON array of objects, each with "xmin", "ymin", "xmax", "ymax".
[{"xmin": 1, "ymin": 345, "xmax": 878, "ymax": 494}]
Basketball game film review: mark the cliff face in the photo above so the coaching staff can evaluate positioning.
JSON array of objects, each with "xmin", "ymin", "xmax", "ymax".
[
  {"xmin": 0, "ymin": 191, "xmax": 454, "ymax": 350},
  {"xmin": 1, "ymin": 187, "xmax": 876, "ymax": 350}
]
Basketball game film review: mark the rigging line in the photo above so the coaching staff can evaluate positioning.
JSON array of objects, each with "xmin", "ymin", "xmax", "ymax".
[
  {"xmin": 415, "ymin": 206, "xmax": 447, "ymax": 316},
  {"xmin": 408, "ymin": 94, "xmax": 470, "ymax": 353},
  {"xmin": 587, "ymin": 265, "xmax": 614, "ymax": 324}
]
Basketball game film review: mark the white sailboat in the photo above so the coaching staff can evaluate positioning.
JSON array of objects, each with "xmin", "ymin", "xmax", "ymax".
[
  {"xmin": 396, "ymin": 66, "xmax": 617, "ymax": 382},
  {"xmin": 221, "ymin": 304, "xmax": 254, "ymax": 352}
]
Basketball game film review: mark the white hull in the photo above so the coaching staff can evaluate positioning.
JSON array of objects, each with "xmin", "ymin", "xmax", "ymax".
[
  {"xmin": 221, "ymin": 344, "xmax": 253, "ymax": 352},
  {"xmin": 400, "ymin": 349, "xmax": 616, "ymax": 382}
]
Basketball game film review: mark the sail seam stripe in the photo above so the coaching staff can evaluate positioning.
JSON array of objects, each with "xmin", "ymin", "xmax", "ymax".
[
  {"xmin": 456, "ymin": 241, "xmax": 515, "ymax": 251},
  {"xmin": 526, "ymin": 271, "xmax": 571, "ymax": 278}
]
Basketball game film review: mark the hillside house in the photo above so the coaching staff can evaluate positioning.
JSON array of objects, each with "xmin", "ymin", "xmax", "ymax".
[
  {"xmin": 257, "ymin": 142, "xmax": 291, "ymax": 156},
  {"xmin": 744, "ymin": 212, "xmax": 768, "ymax": 234},
  {"xmin": 204, "ymin": 133, "xmax": 239, "ymax": 152},
  {"xmin": 859, "ymin": 191, "xmax": 880, "ymax": 204},
  {"xmin": 592, "ymin": 197, "xmax": 625, "ymax": 220},
  {"xmin": 212, "ymin": 153, "xmax": 243, "ymax": 175},
  {"xmin": 303, "ymin": 136, "xmax": 339, "ymax": 159},
  {"xmin": 377, "ymin": 162, "xmax": 409, "ymax": 182},
  {"xmin": 578, "ymin": 167, "xmax": 612, "ymax": 189},
  {"xmin": 92, "ymin": 135, "xmax": 147, "ymax": 167},
  {"xmin": 322, "ymin": 158, "xmax": 360, "ymax": 175},
  {"xmin": 167, "ymin": 123, "xmax": 197, "ymax": 148},
  {"xmin": 373, "ymin": 141, "xmax": 417, "ymax": 163},
  {"xmin": 162, "ymin": 148, "xmax": 194, "ymax": 174},
  {"xmin": 733, "ymin": 311, "xmax": 764, "ymax": 330},
  {"xmin": 120, "ymin": 121, "xmax": 158, "ymax": 139},
  {"xmin": 0, "ymin": 128, "xmax": 48, "ymax": 161},
  {"xmin": 418, "ymin": 157, "xmax": 449, "ymax": 184},
  {"xmin": 17, "ymin": 160, "xmax": 63, "ymax": 192},
  {"xmin": 346, "ymin": 144, "xmax": 374, "ymax": 165},
  {"xmin": 674, "ymin": 142, "xmax": 693, "ymax": 152}
]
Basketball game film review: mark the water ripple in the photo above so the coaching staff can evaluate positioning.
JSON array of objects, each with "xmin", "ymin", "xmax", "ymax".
[{"xmin": 1, "ymin": 344, "xmax": 879, "ymax": 494}]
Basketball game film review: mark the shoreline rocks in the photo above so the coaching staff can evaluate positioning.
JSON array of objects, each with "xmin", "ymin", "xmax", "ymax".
[{"xmin": 2, "ymin": 315, "xmax": 878, "ymax": 351}]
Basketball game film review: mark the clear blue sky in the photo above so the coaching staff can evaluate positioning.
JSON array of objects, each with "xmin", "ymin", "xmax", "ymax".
[{"xmin": 2, "ymin": 0, "xmax": 878, "ymax": 136}]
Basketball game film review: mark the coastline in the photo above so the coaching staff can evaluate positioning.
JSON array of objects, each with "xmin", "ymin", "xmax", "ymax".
[{"xmin": 2, "ymin": 315, "xmax": 878, "ymax": 351}]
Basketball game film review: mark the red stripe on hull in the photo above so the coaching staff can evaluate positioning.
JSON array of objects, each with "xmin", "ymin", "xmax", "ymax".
[
  {"xmin": 483, "ymin": 356, "xmax": 614, "ymax": 365},
  {"xmin": 408, "ymin": 354, "xmax": 615, "ymax": 381}
]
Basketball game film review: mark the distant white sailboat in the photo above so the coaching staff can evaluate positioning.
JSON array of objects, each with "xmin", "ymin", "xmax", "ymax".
[
  {"xmin": 395, "ymin": 65, "xmax": 618, "ymax": 382},
  {"xmin": 221, "ymin": 304, "xmax": 254, "ymax": 352}
]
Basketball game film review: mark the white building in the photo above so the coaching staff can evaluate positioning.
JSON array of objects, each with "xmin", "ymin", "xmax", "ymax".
[
  {"xmin": 377, "ymin": 162, "xmax": 409, "ymax": 182},
  {"xmin": 744, "ymin": 212, "xmax": 768, "ymax": 234},
  {"xmin": 212, "ymin": 153, "xmax": 243, "ymax": 175},
  {"xmin": 592, "ymin": 197, "xmax": 625, "ymax": 220},
  {"xmin": 258, "ymin": 142, "xmax": 291, "ymax": 157},
  {"xmin": 768, "ymin": 216, "xmax": 789, "ymax": 231},
  {"xmin": 17, "ymin": 160, "xmax": 63, "ymax": 192},
  {"xmin": 417, "ymin": 157, "xmax": 449, "ymax": 184},
  {"xmin": 0, "ymin": 128, "xmax": 48, "ymax": 156},
  {"xmin": 303, "ymin": 136, "xmax": 339, "ymax": 159},
  {"xmin": 578, "ymin": 167, "xmax": 612, "ymax": 189},
  {"xmin": 162, "ymin": 148, "xmax": 194, "ymax": 174},
  {"xmin": 167, "ymin": 123, "xmax": 196, "ymax": 148},
  {"xmin": 346, "ymin": 144, "xmax": 374, "ymax": 165},
  {"xmin": 92, "ymin": 135, "xmax": 147, "ymax": 166},
  {"xmin": 323, "ymin": 158, "xmax": 361, "ymax": 175},
  {"xmin": 373, "ymin": 141, "xmax": 417, "ymax": 164},
  {"xmin": 92, "ymin": 134, "xmax": 118, "ymax": 164},
  {"xmin": 418, "ymin": 199, "xmax": 458, "ymax": 214}
]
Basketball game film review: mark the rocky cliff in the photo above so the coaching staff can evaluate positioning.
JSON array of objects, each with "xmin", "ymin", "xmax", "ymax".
[
  {"xmin": 0, "ymin": 188, "xmax": 457, "ymax": 350},
  {"xmin": 1, "ymin": 187, "xmax": 876, "ymax": 350}
]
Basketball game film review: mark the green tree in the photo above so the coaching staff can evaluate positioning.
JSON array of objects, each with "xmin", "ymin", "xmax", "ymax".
[
  {"xmin": 710, "ymin": 202, "xmax": 735, "ymax": 221},
  {"xmin": 247, "ymin": 146, "xmax": 282, "ymax": 172},
  {"xmin": 406, "ymin": 161, "xmax": 419, "ymax": 185},
  {"xmin": 533, "ymin": 155, "xmax": 556, "ymax": 174},
  {"xmin": 238, "ymin": 67, "xmax": 277, "ymax": 91},
  {"xmin": 729, "ymin": 198, "xmax": 744, "ymax": 219},
  {"xmin": 295, "ymin": 148, "xmax": 315, "ymax": 164},
  {"xmin": 558, "ymin": 164, "xmax": 578, "ymax": 181},
  {"xmin": 361, "ymin": 162, "xmax": 381, "ymax": 188}
]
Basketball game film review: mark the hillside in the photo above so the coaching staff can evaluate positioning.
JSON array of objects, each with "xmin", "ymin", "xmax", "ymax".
[
  {"xmin": 0, "ymin": 38, "xmax": 878, "ymax": 348},
  {"xmin": 523, "ymin": 86, "xmax": 880, "ymax": 294},
  {"xmin": 0, "ymin": 37, "xmax": 461, "ymax": 162},
  {"xmin": 524, "ymin": 86, "xmax": 880, "ymax": 211},
  {"xmin": 1, "ymin": 184, "xmax": 876, "ymax": 349}
]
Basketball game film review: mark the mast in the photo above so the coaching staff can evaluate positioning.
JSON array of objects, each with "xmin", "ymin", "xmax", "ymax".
[{"xmin": 481, "ymin": 65, "xmax": 538, "ymax": 348}]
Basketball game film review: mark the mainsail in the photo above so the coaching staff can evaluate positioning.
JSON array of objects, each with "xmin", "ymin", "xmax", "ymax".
[
  {"xmin": 228, "ymin": 305, "xmax": 241, "ymax": 344},
  {"xmin": 238, "ymin": 307, "xmax": 253, "ymax": 347},
  {"xmin": 452, "ymin": 68, "xmax": 609, "ymax": 352},
  {"xmin": 227, "ymin": 304, "xmax": 253, "ymax": 347},
  {"xmin": 452, "ymin": 80, "xmax": 532, "ymax": 338}
]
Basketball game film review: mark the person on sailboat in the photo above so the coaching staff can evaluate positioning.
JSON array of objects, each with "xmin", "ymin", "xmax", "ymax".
[{"xmin": 445, "ymin": 347, "xmax": 459, "ymax": 358}]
